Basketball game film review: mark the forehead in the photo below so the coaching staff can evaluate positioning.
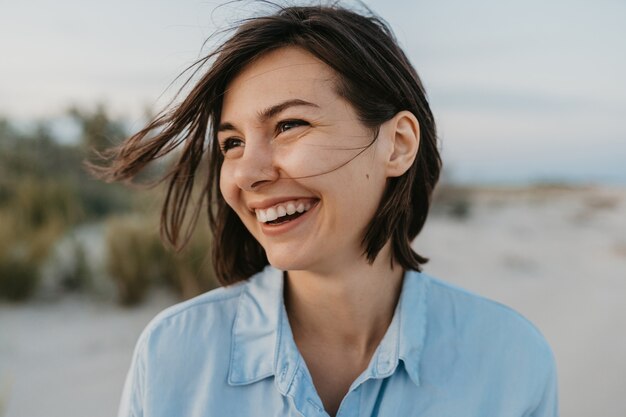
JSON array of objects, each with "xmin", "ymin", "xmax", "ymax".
[{"xmin": 221, "ymin": 47, "xmax": 338, "ymax": 117}]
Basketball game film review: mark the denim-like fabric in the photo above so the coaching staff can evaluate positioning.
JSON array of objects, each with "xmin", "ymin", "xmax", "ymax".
[{"xmin": 118, "ymin": 266, "xmax": 558, "ymax": 417}]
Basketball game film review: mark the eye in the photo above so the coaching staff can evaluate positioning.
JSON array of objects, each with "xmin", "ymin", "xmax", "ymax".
[
  {"xmin": 277, "ymin": 119, "xmax": 309, "ymax": 134},
  {"xmin": 219, "ymin": 137, "xmax": 244, "ymax": 155}
]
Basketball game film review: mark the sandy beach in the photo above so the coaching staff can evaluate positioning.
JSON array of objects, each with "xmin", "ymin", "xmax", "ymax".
[{"xmin": 1, "ymin": 185, "xmax": 625, "ymax": 417}]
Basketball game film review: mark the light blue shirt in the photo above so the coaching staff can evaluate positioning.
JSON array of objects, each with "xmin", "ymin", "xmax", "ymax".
[{"xmin": 118, "ymin": 266, "xmax": 558, "ymax": 417}]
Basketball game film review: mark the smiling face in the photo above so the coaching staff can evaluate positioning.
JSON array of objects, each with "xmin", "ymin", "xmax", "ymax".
[{"xmin": 218, "ymin": 46, "xmax": 395, "ymax": 274}]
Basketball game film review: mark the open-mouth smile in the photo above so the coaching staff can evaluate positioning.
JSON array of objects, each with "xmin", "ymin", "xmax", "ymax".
[{"xmin": 255, "ymin": 198, "xmax": 318, "ymax": 225}]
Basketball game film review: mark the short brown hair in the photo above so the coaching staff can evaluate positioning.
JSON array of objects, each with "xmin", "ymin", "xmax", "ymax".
[{"xmin": 94, "ymin": 3, "xmax": 442, "ymax": 285}]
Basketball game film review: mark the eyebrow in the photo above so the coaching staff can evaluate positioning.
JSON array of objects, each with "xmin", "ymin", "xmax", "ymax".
[{"xmin": 217, "ymin": 99, "xmax": 319, "ymax": 133}]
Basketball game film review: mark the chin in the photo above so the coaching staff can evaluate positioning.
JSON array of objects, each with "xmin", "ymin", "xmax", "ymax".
[
  {"xmin": 266, "ymin": 256, "xmax": 303, "ymax": 272},
  {"xmin": 264, "ymin": 250, "xmax": 314, "ymax": 273}
]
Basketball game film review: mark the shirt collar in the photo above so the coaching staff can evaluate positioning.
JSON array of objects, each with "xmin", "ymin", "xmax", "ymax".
[
  {"xmin": 396, "ymin": 269, "xmax": 430, "ymax": 386},
  {"xmin": 350, "ymin": 269, "xmax": 429, "ymax": 387},
  {"xmin": 228, "ymin": 266, "xmax": 429, "ymax": 388},
  {"xmin": 228, "ymin": 265, "xmax": 283, "ymax": 386}
]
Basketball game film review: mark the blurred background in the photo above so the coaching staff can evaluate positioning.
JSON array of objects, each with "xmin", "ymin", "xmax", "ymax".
[{"xmin": 0, "ymin": 1, "xmax": 624, "ymax": 416}]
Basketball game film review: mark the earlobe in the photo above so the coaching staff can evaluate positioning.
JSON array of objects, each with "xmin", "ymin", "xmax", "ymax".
[{"xmin": 386, "ymin": 111, "xmax": 420, "ymax": 178}]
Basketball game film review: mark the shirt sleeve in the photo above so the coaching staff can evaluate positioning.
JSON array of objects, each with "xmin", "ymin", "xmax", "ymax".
[
  {"xmin": 117, "ymin": 335, "xmax": 147, "ymax": 417},
  {"xmin": 528, "ymin": 350, "xmax": 559, "ymax": 417}
]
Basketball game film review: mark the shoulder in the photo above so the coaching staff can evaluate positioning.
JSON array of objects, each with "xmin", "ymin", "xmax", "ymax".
[
  {"xmin": 151, "ymin": 282, "xmax": 244, "ymax": 327},
  {"xmin": 420, "ymin": 272, "xmax": 555, "ymax": 367},
  {"xmin": 134, "ymin": 279, "xmax": 248, "ymax": 352},
  {"xmin": 419, "ymin": 273, "xmax": 558, "ymax": 412}
]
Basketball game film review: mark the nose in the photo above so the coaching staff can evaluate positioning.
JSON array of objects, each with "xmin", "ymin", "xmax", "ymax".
[{"xmin": 233, "ymin": 138, "xmax": 280, "ymax": 191}]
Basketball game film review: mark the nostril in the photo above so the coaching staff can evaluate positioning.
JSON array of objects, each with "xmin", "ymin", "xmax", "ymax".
[
  {"xmin": 247, "ymin": 167, "xmax": 280, "ymax": 190},
  {"xmin": 236, "ymin": 163, "xmax": 280, "ymax": 191},
  {"xmin": 250, "ymin": 179, "xmax": 272, "ymax": 189}
]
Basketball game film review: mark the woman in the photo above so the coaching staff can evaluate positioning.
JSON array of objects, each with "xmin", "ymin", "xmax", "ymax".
[{"xmin": 101, "ymin": 4, "xmax": 558, "ymax": 417}]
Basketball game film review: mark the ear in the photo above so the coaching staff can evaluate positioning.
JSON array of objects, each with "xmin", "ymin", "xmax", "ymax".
[{"xmin": 385, "ymin": 111, "xmax": 420, "ymax": 178}]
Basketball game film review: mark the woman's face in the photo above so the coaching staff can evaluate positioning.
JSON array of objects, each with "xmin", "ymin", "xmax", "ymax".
[{"xmin": 218, "ymin": 46, "xmax": 394, "ymax": 273}]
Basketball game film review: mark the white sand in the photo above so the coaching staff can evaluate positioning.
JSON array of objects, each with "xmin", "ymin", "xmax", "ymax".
[
  {"xmin": 1, "ymin": 186, "xmax": 625, "ymax": 417},
  {"xmin": 0, "ymin": 292, "xmax": 176, "ymax": 417}
]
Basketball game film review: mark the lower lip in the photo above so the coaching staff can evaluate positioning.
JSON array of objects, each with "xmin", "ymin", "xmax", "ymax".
[{"xmin": 259, "ymin": 202, "xmax": 319, "ymax": 237}]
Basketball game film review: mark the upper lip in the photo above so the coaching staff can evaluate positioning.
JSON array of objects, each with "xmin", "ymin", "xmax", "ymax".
[{"xmin": 247, "ymin": 196, "xmax": 319, "ymax": 212}]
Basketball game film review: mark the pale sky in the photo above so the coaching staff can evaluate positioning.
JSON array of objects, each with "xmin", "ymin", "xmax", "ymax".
[{"xmin": 1, "ymin": 0, "xmax": 625, "ymax": 184}]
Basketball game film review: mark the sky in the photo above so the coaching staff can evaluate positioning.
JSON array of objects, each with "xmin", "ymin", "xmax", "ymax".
[{"xmin": 1, "ymin": 0, "xmax": 625, "ymax": 184}]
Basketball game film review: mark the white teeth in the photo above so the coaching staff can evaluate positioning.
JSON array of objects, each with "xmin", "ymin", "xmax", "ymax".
[
  {"xmin": 254, "ymin": 199, "xmax": 316, "ymax": 223},
  {"xmin": 266, "ymin": 207, "xmax": 278, "ymax": 221}
]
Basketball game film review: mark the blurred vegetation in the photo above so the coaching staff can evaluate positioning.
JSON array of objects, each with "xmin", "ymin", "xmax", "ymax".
[
  {"xmin": 106, "ymin": 214, "xmax": 216, "ymax": 306},
  {"xmin": 0, "ymin": 105, "xmax": 216, "ymax": 304},
  {"xmin": 431, "ymin": 183, "xmax": 474, "ymax": 221}
]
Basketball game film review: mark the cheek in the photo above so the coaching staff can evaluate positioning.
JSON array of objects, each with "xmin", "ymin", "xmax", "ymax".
[
  {"xmin": 274, "ymin": 133, "xmax": 373, "ymax": 179},
  {"xmin": 218, "ymin": 164, "xmax": 238, "ymax": 209}
]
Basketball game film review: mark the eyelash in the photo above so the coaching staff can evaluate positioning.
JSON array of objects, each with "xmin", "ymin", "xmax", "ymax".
[
  {"xmin": 220, "ymin": 138, "xmax": 243, "ymax": 154},
  {"xmin": 276, "ymin": 119, "xmax": 308, "ymax": 133},
  {"xmin": 219, "ymin": 119, "xmax": 309, "ymax": 154}
]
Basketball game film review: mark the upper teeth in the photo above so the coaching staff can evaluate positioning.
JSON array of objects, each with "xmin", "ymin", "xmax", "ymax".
[{"xmin": 255, "ymin": 199, "xmax": 314, "ymax": 222}]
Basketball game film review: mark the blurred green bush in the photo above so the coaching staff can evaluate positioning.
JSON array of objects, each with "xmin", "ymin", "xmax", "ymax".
[
  {"xmin": 0, "ymin": 106, "xmax": 217, "ymax": 304},
  {"xmin": 105, "ymin": 214, "xmax": 217, "ymax": 306},
  {"xmin": 0, "ymin": 107, "xmax": 133, "ymax": 301},
  {"xmin": 0, "ymin": 181, "xmax": 75, "ymax": 301}
]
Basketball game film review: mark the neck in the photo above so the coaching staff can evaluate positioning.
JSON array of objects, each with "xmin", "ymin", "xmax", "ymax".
[{"xmin": 283, "ymin": 242, "xmax": 404, "ymax": 357}]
